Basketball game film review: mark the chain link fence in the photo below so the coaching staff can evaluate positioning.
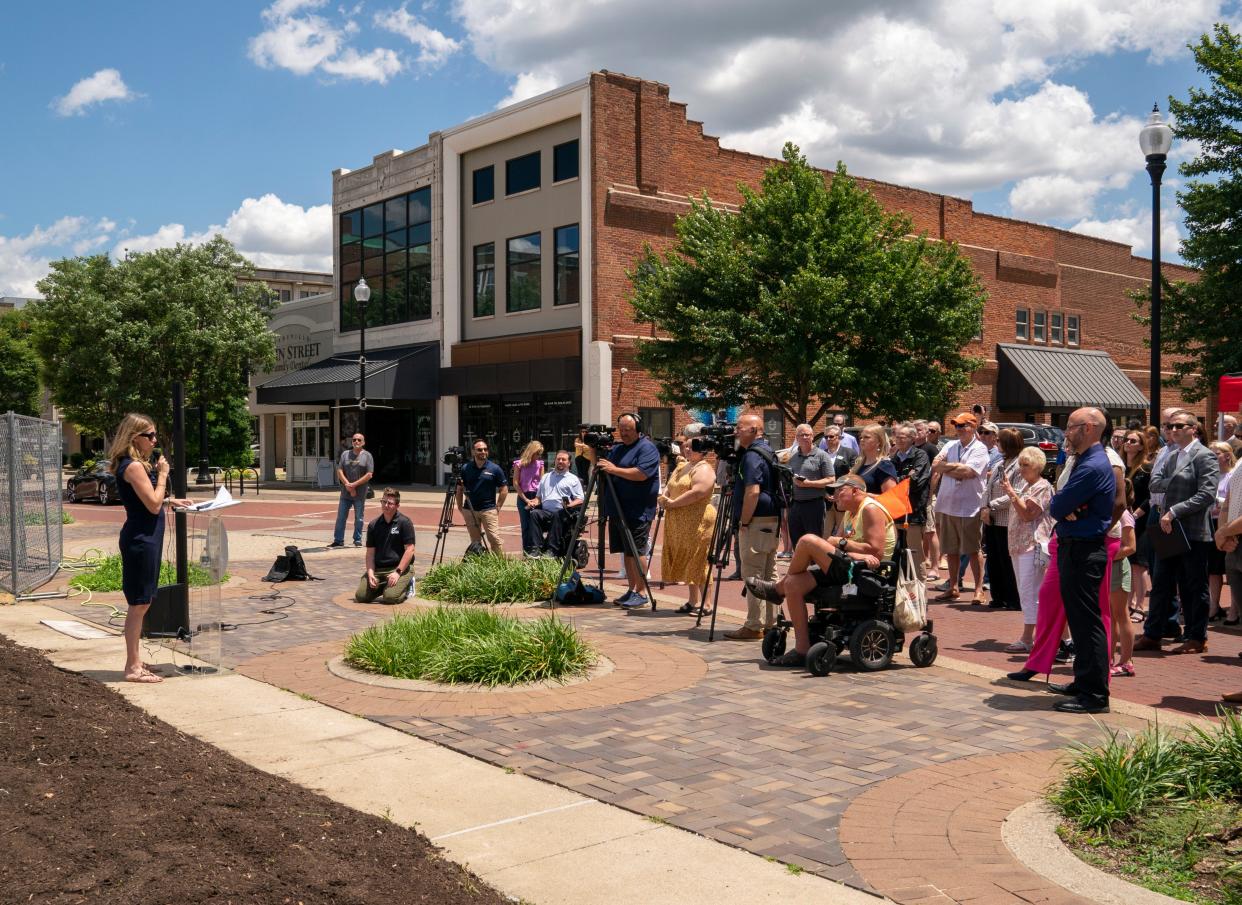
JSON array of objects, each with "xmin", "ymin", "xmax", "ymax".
[{"xmin": 1, "ymin": 412, "xmax": 64, "ymax": 596}]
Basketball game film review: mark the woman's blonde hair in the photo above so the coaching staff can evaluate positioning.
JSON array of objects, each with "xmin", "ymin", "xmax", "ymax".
[
  {"xmin": 518, "ymin": 440, "xmax": 545, "ymax": 468},
  {"xmin": 1016, "ymin": 446, "xmax": 1047, "ymax": 471},
  {"xmin": 108, "ymin": 413, "xmax": 156, "ymax": 475},
  {"xmin": 1210, "ymin": 441, "xmax": 1237, "ymax": 470},
  {"xmin": 853, "ymin": 423, "xmax": 890, "ymax": 460}
]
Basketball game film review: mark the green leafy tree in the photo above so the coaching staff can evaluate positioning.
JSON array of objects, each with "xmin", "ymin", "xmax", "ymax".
[
  {"xmin": 29, "ymin": 235, "xmax": 277, "ymax": 443},
  {"xmin": 0, "ymin": 308, "xmax": 41, "ymax": 417},
  {"xmin": 185, "ymin": 396, "xmax": 254, "ymax": 469},
  {"xmin": 629, "ymin": 144, "xmax": 985, "ymax": 424},
  {"xmin": 1154, "ymin": 24, "xmax": 1242, "ymax": 402}
]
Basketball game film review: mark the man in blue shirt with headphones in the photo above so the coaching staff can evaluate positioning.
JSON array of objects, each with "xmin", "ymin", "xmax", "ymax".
[{"xmin": 598, "ymin": 413, "xmax": 660, "ymax": 608}]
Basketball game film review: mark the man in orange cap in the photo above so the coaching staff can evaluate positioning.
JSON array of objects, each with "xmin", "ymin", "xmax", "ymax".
[{"xmin": 930, "ymin": 412, "xmax": 989, "ymax": 601}]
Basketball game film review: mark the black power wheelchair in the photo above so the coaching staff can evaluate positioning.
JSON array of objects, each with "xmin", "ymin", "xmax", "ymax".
[{"xmin": 760, "ymin": 533, "xmax": 938, "ymax": 677}]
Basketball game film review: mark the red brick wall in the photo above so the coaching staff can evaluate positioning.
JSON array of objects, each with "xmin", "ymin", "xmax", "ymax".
[{"xmin": 588, "ymin": 71, "xmax": 1206, "ymax": 430}]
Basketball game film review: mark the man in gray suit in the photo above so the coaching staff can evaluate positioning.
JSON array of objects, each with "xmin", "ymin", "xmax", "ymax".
[{"xmin": 1136, "ymin": 410, "xmax": 1220, "ymax": 654}]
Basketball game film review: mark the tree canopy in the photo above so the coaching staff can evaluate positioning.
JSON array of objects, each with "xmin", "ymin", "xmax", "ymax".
[
  {"xmin": 0, "ymin": 308, "xmax": 41, "ymax": 418},
  {"xmin": 30, "ymin": 236, "xmax": 276, "ymax": 441},
  {"xmin": 629, "ymin": 144, "xmax": 986, "ymax": 425},
  {"xmin": 1157, "ymin": 24, "xmax": 1242, "ymax": 401}
]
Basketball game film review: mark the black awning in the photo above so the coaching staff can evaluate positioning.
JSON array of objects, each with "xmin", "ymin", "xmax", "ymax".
[
  {"xmin": 256, "ymin": 342, "xmax": 439, "ymax": 405},
  {"xmin": 996, "ymin": 343, "xmax": 1148, "ymax": 414}
]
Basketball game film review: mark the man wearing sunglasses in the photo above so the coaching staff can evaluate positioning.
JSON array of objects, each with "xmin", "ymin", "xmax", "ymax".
[
  {"xmin": 1136, "ymin": 411, "xmax": 1219, "ymax": 655},
  {"xmin": 329, "ymin": 433, "xmax": 374, "ymax": 548}
]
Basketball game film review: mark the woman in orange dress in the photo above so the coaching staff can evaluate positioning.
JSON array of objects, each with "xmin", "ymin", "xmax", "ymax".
[{"xmin": 658, "ymin": 439, "xmax": 717, "ymax": 615}]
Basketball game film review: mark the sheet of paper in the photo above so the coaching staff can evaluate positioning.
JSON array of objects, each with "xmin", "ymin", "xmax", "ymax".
[{"xmin": 184, "ymin": 486, "xmax": 241, "ymax": 512}]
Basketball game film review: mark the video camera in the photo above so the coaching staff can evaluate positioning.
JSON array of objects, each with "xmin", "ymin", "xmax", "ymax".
[
  {"xmin": 689, "ymin": 423, "xmax": 738, "ymax": 460},
  {"xmin": 581, "ymin": 424, "xmax": 615, "ymax": 452},
  {"xmin": 653, "ymin": 437, "xmax": 680, "ymax": 459},
  {"xmin": 442, "ymin": 445, "xmax": 468, "ymax": 468}
]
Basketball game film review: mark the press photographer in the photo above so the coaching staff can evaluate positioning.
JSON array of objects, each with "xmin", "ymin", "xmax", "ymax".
[
  {"xmin": 596, "ymin": 413, "xmax": 660, "ymax": 609},
  {"xmin": 455, "ymin": 440, "xmax": 507, "ymax": 554}
]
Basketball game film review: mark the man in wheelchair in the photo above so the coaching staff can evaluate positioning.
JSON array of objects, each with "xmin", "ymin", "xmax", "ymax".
[
  {"xmin": 746, "ymin": 474, "xmax": 897, "ymax": 667},
  {"xmin": 527, "ymin": 450, "xmax": 585, "ymax": 556}
]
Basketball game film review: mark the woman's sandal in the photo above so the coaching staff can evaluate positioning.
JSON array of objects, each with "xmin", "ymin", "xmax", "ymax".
[
  {"xmin": 1110, "ymin": 662, "xmax": 1136, "ymax": 677},
  {"xmin": 124, "ymin": 671, "xmax": 162, "ymax": 683},
  {"xmin": 675, "ymin": 602, "xmax": 696, "ymax": 615}
]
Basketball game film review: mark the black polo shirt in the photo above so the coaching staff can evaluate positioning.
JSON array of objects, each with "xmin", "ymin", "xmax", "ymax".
[{"xmin": 366, "ymin": 511, "xmax": 416, "ymax": 571}]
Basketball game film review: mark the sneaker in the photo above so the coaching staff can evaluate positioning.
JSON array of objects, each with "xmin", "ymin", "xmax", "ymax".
[
  {"xmin": 776, "ymin": 551, "xmax": 793, "ymax": 561},
  {"xmin": 1054, "ymin": 640, "xmax": 1075, "ymax": 664},
  {"xmin": 353, "ymin": 541, "xmax": 363, "ymax": 547},
  {"xmin": 327, "ymin": 540, "xmax": 345, "ymax": 548},
  {"xmin": 619, "ymin": 593, "xmax": 648, "ymax": 609},
  {"xmin": 613, "ymin": 590, "xmax": 635, "ymax": 607}
]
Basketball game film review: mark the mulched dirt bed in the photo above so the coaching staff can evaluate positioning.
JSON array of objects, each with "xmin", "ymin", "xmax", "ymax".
[{"xmin": 0, "ymin": 634, "xmax": 512, "ymax": 905}]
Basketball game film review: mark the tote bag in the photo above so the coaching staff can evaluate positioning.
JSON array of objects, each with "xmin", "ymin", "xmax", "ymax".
[{"xmin": 893, "ymin": 548, "xmax": 927, "ymax": 632}]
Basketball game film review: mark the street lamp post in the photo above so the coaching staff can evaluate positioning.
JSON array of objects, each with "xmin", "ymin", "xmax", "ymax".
[
  {"xmin": 1139, "ymin": 103, "xmax": 1174, "ymax": 428},
  {"xmin": 354, "ymin": 278, "xmax": 371, "ymax": 435}
]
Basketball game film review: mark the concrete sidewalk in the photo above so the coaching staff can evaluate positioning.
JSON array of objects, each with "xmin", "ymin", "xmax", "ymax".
[{"xmin": 0, "ymin": 603, "xmax": 882, "ymax": 905}]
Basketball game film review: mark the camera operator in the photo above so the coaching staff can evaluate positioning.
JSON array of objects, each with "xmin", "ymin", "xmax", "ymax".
[
  {"xmin": 455, "ymin": 439, "xmax": 507, "ymax": 554},
  {"xmin": 787, "ymin": 423, "xmax": 834, "ymax": 547},
  {"xmin": 596, "ymin": 413, "xmax": 660, "ymax": 609},
  {"xmin": 528, "ymin": 450, "xmax": 585, "ymax": 556},
  {"xmin": 724, "ymin": 413, "xmax": 784, "ymax": 641}
]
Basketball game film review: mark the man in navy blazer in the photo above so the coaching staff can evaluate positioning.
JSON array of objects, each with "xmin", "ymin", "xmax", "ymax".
[{"xmin": 1136, "ymin": 410, "xmax": 1220, "ymax": 655}]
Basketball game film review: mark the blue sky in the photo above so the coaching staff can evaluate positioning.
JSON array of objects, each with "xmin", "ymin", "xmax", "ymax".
[{"xmin": 1, "ymin": 0, "xmax": 1233, "ymax": 296}]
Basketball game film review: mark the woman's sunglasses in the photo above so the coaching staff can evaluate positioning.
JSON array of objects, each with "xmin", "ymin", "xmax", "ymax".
[{"xmin": 137, "ymin": 431, "xmax": 157, "ymax": 441}]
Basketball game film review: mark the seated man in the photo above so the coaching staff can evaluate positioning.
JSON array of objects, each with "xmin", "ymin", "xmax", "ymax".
[
  {"xmin": 355, "ymin": 487, "xmax": 416, "ymax": 604},
  {"xmin": 746, "ymin": 474, "xmax": 896, "ymax": 667},
  {"xmin": 528, "ymin": 450, "xmax": 585, "ymax": 555}
]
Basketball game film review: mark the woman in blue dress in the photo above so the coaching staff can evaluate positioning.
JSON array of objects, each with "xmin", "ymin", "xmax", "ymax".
[{"xmin": 108, "ymin": 413, "xmax": 188, "ymax": 683}]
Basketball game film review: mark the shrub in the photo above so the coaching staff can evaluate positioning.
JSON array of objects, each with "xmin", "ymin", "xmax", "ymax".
[
  {"xmin": 419, "ymin": 553, "xmax": 563, "ymax": 604},
  {"xmin": 1051, "ymin": 711, "xmax": 1242, "ymax": 834},
  {"xmin": 344, "ymin": 606, "xmax": 596, "ymax": 686},
  {"xmin": 68, "ymin": 555, "xmax": 223, "ymax": 592}
]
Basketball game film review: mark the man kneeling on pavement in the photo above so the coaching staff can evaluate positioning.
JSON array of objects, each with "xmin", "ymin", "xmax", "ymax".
[
  {"xmin": 355, "ymin": 487, "xmax": 416, "ymax": 604},
  {"xmin": 527, "ymin": 450, "xmax": 585, "ymax": 555},
  {"xmin": 745, "ymin": 474, "xmax": 896, "ymax": 666}
]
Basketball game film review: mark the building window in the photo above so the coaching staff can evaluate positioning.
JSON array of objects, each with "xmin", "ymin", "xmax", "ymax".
[
  {"xmin": 473, "ymin": 243, "xmax": 495, "ymax": 318},
  {"xmin": 506, "ymin": 151, "xmax": 541, "ymax": 195},
  {"xmin": 639, "ymin": 407, "xmax": 672, "ymax": 440},
  {"xmin": 473, "ymin": 166, "xmax": 494, "ymax": 205},
  {"xmin": 554, "ymin": 224, "xmax": 579, "ymax": 307},
  {"xmin": 1050, "ymin": 312, "xmax": 1063, "ymax": 344},
  {"xmin": 1033, "ymin": 311, "xmax": 1046, "ymax": 343},
  {"xmin": 1067, "ymin": 315, "xmax": 1080, "ymax": 346},
  {"xmin": 553, "ymin": 140, "xmax": 579, "ymax": 182},
  {"xmin": 338, "ymin": 185, "xmax": 432, "ymax": 330},
  {"xmin": 1015, "ymin": 309, "xmax": 1029, "ymax": 341},
  {"xmin": 507, "ymin": 232, "xmax": 541, "ymax": 312}
]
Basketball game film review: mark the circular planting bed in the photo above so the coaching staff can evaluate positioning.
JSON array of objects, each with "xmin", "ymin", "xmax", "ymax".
[
  {"xmin": 343, "ymin": 605, "xmax": 598, "ymax": 687},
  {"xmin": 417, "ymin": 553, "xmax": 563, "ymax": 605}
]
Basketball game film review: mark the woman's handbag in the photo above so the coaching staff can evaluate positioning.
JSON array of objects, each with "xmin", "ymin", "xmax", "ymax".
[{"xmin": 893, "ymin": 548, "xmax": 927, "ymax": 632}]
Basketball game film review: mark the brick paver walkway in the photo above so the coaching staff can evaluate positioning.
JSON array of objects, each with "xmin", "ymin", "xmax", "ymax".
[{"xmin": 840, "ymin": 750, "xmax": 1092, "ymax": 905}]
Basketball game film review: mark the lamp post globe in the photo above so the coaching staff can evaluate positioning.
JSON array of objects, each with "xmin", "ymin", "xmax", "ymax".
[
  {"xmin": 354, "ymin": 278, "xmax": 371, "ymax": 434},
  {"xmin": 1140, "ymin": 104, "xmax": 1174, "ymax": 429}
]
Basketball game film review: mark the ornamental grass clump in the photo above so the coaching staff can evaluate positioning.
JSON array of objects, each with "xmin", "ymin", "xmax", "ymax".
[
  {"xmin": 418, "ymin": 553, "xmax": 562, "ymax": 604},
  {"xmin": 344, "ymin": 606, "xmax": 596, "ymax": 686},
  {"xmin": 69, "ymin": 555, "xmax": 221, "ymax": 592}
]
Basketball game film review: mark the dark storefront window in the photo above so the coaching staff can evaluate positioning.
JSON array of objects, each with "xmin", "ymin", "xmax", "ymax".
[
  {"xmin": 339, "ymin": 185, "xmax": 432, "ymax": 330},
  {"xmin": 507, "ymin": 232, "xmax": 541, "ymax": 312},
  {"xmin": 639, "ymin": 407, "xmax": 672, "ymax": 440},
  {"xmin": 506, "ymin": 151, "xmax": 541, "ymax": 195},
  {"xmin": 458, "ymin": 394, "xmax": 581, "ymax": 476},
  {"xmin": 554, "ymin": 224, "xmax": 579, "ymax": 307}
]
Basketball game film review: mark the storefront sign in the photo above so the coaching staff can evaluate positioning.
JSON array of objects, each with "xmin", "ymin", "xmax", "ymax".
[{"xmin": 273, "ymin": 327, "xmax": 323, "ymax": 374}]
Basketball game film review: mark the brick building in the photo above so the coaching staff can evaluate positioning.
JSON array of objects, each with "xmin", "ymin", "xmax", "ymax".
[{"xmin": 258, "ymin": 71, "xmax": 1203, "ymax": 483}]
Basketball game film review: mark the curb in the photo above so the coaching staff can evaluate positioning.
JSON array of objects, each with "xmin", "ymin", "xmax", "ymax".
[{"xmin": 1002, "ymin": 799, "xmax": 1183, "ymax": 905}]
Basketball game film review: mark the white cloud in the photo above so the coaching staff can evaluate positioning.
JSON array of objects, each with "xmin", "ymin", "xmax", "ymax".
[
  {"xmin": 1070, "ymin": 209, "xmax": 1184, "ymax": 258},
  {"xmin": 375, "ymin": 4, "xmax": 461, "ymax": 67},
  {"xmin": 454, "ymin": 0, "xmax": 1221, "ymax": 225},
  {"xmin": 52, "ymin": 69, "xmax": 136, "ymax": 117},
  {"xmin": 112, "ymin": 194, "xmax": 333, "ymax": 272},
  {"xmin": 0, "ymin": 217, "xmax": 116, "ymax": 297},
  {"xmin": 249, "ymin": 0, "xmax": 409, "ymax": 83}
]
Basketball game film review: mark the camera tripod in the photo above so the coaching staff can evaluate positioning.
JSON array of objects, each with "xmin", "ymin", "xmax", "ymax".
[
  {"xmin": 430, "ymin": 465, "xmax": 480, "ymax": 566},
  {"xmin": 694, "ymin": 463, "xmax": 742, "ymax": 641},
  {"xmin": 552, "ymin": 462, "xmax": 657, "ymax": 611}
]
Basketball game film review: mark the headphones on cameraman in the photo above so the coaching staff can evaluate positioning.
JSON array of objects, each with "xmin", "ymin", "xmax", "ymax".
[{"xmin": 619, "ymin": 412, "xmax": 643, "ymax": 435}]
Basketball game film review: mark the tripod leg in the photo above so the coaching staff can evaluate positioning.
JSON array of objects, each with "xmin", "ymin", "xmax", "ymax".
[
  {"xmin": 646, "ymin": 509, "xmax": 663, "ymax": 588},
  {"xmin": 549, "ymin": 467, "xmax": 601, "ymax": 609},
  {"xmin": 601, "ymin": 471, "xmax": 657, "ymax": 610}
]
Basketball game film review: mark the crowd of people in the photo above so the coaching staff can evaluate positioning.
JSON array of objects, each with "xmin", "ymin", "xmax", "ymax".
[{"xmin": 104, "ymin": 403, "xmax": 1242, "ymax": 709}]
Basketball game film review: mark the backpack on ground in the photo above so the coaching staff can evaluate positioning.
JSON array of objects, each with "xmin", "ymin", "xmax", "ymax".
[
  {"xmin": 263, "ymin": 545, "xmax": 320, "ymax": 582},
  {"xmin": 554, "ymin": 571, "xmax": 605, "ymax": 606}
]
